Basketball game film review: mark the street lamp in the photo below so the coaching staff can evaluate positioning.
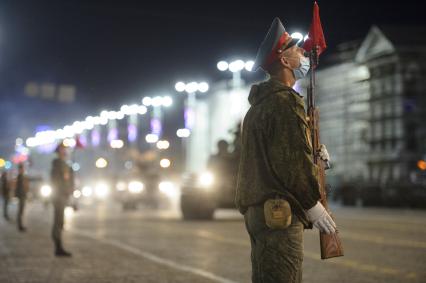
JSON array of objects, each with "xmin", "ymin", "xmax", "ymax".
[
  {"xmin": 176, "ymin": 128, "xmax": 190, "ymax": 138},
  {"xmin": 142, "ymin": 95, "xmax": 173, "ymax": 138},
  {"xmin": 217, "ymin": 59, "xmax": 254, "ymax": 88},
  {"xmin": 174, "ymin": 81, "xmax": 209, "ymax": 130},
  {"xmin": 174, "ymin": 81, "xmax": 208, "ymax": 171},
  {"xmin": 290, "ymin": 32, "xmax": 304, "ymax": 44}
]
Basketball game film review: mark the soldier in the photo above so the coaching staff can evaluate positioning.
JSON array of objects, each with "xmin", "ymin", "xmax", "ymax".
[
  {"xmin": 207, "ymin": 140, "xmax": 231, "ymax": 174},
  {"xmin": 1, "ymin": 170, "xmax": 10, "ymax": 221},
  {"xmin": 15, "ymin": 163, "xmax": 29, "ymax": 232},
  {"xmin": 50, "ymin": 143, "xmax": 73, "ymax": 257},
  {"xmin": 235, "ymin": 18, "xmax": 336, "ymax": 283}
]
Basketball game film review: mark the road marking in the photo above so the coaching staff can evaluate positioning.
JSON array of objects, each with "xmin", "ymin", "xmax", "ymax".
[
  {"xmin": 195, "ymin": 229, "xmax": 419, "ymax": 281},
  {"xmin": 71, "ymin": 229, "xmax": 239, "ymax": 283},
  {"xmin": 339, "ymin": 231, "xmax": 426, "ymax": 249},
  {"xmin": 337, "ymin": 217, "xmax": 426, "ymax": 233}
]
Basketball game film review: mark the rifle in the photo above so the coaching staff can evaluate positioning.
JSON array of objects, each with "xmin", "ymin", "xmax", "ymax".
[{"xmin": 306, "ymin": 46, "xmax": 344, "ymax": 260}]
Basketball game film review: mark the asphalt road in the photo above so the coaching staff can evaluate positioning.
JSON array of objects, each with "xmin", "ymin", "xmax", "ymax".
[{"xmin": 0, "ymin": 198, "xmax": 425, "ymax": 283}]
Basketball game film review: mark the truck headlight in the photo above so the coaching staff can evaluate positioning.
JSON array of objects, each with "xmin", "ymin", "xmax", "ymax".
[
  {"xmin": 73, "ymin": 190, "xmax": 82, "ymax": 199},
  {"xmin": 40, "ymin": 185, "xmax": 52, "ymax": 198},
  {"xmin": 128, "ymin": 181, "xmax": 144, "ymax": 194},
  {"xmin": 82, "ymin": 186, "xmax": 93, "ymax": 197},
  {"xmin": 198, "ymin": 172, "xmax": 214, "ymax": 188},
  {"xmin": 116, "ymin": 181, "xmax": 127, "ymax": 192},
  {"xmin": 95, "ymin": 182, "xmax": 110, "ymax": 198},
  {"xmin": 159, "ymin": 181, "xmax": 179, "ymax": 197}
]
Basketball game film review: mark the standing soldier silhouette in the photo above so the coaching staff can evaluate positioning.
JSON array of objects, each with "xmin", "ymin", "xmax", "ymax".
[
  {"xmin": 1, "ymin": 170, "xmax": 11, "ymax": 221},
  {"xmin": 50, "ymin": 143, "xmax": 74, "ymax": 257},
  {"xmin": 15, "ymin": 163, "xmax": 29, "ymax": 232}
]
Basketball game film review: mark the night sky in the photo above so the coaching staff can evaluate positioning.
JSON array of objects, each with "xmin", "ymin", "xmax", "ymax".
[
  {"xmin": 1, "ymin": 0, "xmax": 424, "ymax": 108},
  {"xmin": 0, "ymin": 0, "xmax": 425, "ymax": 157}
]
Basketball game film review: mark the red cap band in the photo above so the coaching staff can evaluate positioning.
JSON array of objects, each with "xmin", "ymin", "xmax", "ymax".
[{"xmin": 262, "ymin": 32, "xmax": 290, "ymax": 70}]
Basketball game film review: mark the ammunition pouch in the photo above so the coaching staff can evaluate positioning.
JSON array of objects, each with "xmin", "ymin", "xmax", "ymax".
[{"xmin": 264, "ymin": 197, "xmax": 292, "ymax": 230}]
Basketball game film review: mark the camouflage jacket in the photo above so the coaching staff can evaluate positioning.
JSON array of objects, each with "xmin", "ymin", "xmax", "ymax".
[
  {"xmin": 235, "ymin": 78, "xmax": 321, "ymax": 228},
  {"xmin": 50, "ymin": 158, "xmax": 74, "ymax": 199}
]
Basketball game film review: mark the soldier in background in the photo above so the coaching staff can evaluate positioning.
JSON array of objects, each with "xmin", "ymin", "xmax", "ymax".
[
  {"xmin": 1, "ymin": 170, "xmax": 10, "ymax": 221},
  {"xmin": 50, "ymin": 143, "xmax": 74, "ymax": 257},
  {"xmin": 236, "ymin": 18, "xmax": 335, "ymax": 283},
  {"xmin": 15, "ymin": 163, "xmax": 29, "ymax": 232},
  {"xmin": 207, "ymin": 140, "xmax": 231, "ymax": 177}
]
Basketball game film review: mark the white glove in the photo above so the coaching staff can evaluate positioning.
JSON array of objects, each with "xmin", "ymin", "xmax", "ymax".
[
  {"xmin": 318, "ymin": 144, "xmax": 330, "ymax": 162},
  {"xmin": 306, "ymin": 201, "xmax": 336, "ymax": 234}
]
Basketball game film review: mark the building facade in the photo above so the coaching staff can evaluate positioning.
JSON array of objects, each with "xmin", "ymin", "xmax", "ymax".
[{"xmin": 308, "ymin": 26, "xmax": 426, "ymax": 191}]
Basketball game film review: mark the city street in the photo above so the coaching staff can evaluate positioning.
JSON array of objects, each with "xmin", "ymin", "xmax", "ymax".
[{"xmin": 0, "ymin": 200, "xmax": 425, "ymax": 283}]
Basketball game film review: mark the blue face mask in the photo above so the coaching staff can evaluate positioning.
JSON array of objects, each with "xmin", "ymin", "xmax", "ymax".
[{"xmin": 293, "ymin": 56, "xmax": 310, "ymax": 80}]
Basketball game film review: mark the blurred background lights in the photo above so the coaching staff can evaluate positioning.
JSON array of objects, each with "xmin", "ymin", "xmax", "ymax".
[
  {"xmin": 82, "ymin": 186, "xmax": 93, "ymax": 197},
  {"xmin": 160, "ymin": 158, "xmax": 171, "ymax": 168},
  {"xmin": 175, "ymin": 82, "xmax": 186, "ymax": 92},
  {"xmin": 95, "ymin": 158, "xmax": 108, "ymax": 168},
  {"xmin": 176, "ymin": 128, "xmax": 191, "ymax": 138},
  {"xmin": 245, "ymin": 60, "xmax": 254, "ymax": 71},
  {"xmin": 197, "ymin": 82, "xmax": 209, "ymax": 93},
  {"xmin": 152, "ymin": 96, "xmax": 163, "ymax": 107},
  {"xmin": 145, "ymin": 134, "xmax": 159, "ymax": 143},
  {"xmin": 137, "ymin": 105, "xmax": 147, "ymax": 115},
  {"xmin": 142, "ymin": 96, "xmax": 152, "ymax": 106},
  {"xmin": 162, "ymin": 96, "xmax": 173, "ymax": 107},
  {"xmin": 156, "ymin": 140, "xmax": 170, "ymax": 150},
  {"xmin": 290, "ymin": 32, "xmax": 304, "ymax": 42},
  {"xmin": 228, "ymin": 60, "xmax": 245, "ymax": 73},
  {"xmin": 72, "ymin": 163, "xmax": 80, "ymax": 171},
  {"xmin": 185, "ymin": 82, "xmax": 198, "ymax": 93},
  {"xmin": 110, "ymin": 139, "xmax": 124, "ymax": 149},
  {"xmin": 217, "ymin": 61, "xmax": 229, "ymax": 71}
]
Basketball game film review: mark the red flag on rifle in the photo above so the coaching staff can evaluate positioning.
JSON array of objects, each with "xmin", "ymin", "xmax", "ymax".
[{"xmin": 303, "ymin": 1, "xmax": 327, "ymax": 55}]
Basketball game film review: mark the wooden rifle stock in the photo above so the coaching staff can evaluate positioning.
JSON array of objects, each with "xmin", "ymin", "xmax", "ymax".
[{"xmin": 307, "ymin": 47, "xmax": 344, "ymax": 260}]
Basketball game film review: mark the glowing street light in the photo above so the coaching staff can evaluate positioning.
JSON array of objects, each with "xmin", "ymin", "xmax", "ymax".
[
  {"xmin": 228, "ymin": 60, "xmax": 245, "ymax": 73},
  {"xmin": 162, "ymin": 96, "xmax": 173, "ymax": 107},
  {"xmin": 290, "ymin": 32, "xmax": 304, "ymax": 43},
  {"xmin": 175, "ymin": 82, "xmax": 186, "ymax": 92},
  {"xmin": 176, "ymin": 81, "xmax": 209, "ymax": 95},
  {"xmin": 245, "ymin": 60, "xmax": 255, "ymax": 71},
  {"xmin": 138, "ymin": 105, "xmax": 147, "ymax": 115},
  {"xmin": 176, "ymin": 128, "xmax": 191, "ymax": 138},
  {"xmin": 217, "ymin": 61, "xmax": 229, "ymax": 71},
  {"xmin": 142, "ymin": 97, "xmax": 152, "ymax": 106},
  {"xmin": 185, "ymin": 82, "xmax": 199, "ymax": 93},
  {"xmin": 197, "ymin": 82, "xmax": 209, "ymax": 93},
  {"xmin": 152, "ymin": 96, "xmax": 163, "ymax": 107},
  {"xmin": 217, "ymin": 59, "xmax": 254, "ymax": 88},
  {"xmin": 63, "ymin": 138, "xmax": 76, "ymax": 148}
]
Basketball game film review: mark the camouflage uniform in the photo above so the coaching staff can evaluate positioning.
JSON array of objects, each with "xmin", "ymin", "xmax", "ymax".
[
  {"xmin": 1, "ymin": 172, "xmax": 10, "ymax": 220},
  {"xmin": 15, "ymin": 172, "xmax": 28, "ymax": 230},
  {"xmin": 236, "ymin": 78, "xmax": 321, "ymax": 283},
  {"xmin": 50, "ymin": 158, "xmax": 74, "ymax": 252}
]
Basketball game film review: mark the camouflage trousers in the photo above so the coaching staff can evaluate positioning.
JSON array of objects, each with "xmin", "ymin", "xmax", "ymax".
[
  {"xmin": 244, "ymin": 204, "xmax": 304, "ymax": 283},
  {"xmin": 51, "ymin": 197, "xmax": 67, "ymax": 248}
]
